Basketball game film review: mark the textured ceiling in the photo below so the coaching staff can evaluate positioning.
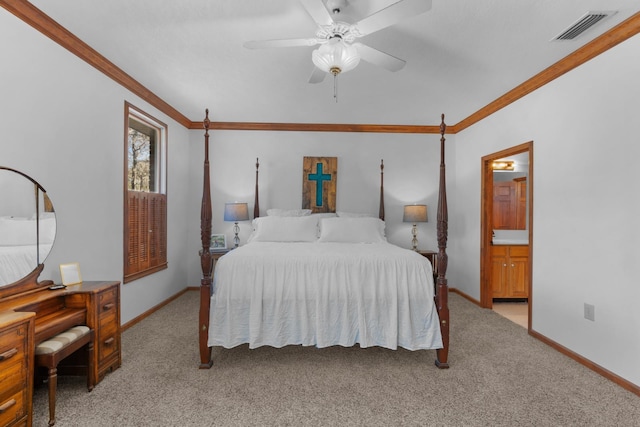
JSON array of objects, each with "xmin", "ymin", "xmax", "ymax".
[{"xmin": 27, "ymin": 0, "xmax": 640, "ymax": 126}]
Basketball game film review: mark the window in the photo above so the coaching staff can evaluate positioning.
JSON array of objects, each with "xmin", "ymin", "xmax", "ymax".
[{"xmin": 124, "ymin": 102, "xmax": 167, "ymax": 282}]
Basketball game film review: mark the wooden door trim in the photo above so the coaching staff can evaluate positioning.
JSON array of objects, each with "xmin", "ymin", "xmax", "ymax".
[{"xmin": 480, "ymin": 142, "xmax": 533, "ymax": 330}]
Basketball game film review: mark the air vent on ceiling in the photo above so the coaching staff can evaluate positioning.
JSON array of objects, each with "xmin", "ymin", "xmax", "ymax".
[{"xmin": 552, "ymin": 11, "xmax": 617, "ymax": 41}]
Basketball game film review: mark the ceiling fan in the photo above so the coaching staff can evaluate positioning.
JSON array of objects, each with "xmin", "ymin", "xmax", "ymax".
[{"xmin": 244, "ymin": 0, "xmax": 433, "ymax": 84}]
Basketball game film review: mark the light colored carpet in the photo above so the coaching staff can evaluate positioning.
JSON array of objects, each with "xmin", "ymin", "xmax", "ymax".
[{"xmin": 33, "ymin": 291, "xmax": 640, "ymax": 426}]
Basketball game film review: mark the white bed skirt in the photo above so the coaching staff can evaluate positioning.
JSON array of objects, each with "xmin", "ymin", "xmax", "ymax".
[{"xmin": 208, "ymin": 242, "xmax": 443, "ymax": 351}]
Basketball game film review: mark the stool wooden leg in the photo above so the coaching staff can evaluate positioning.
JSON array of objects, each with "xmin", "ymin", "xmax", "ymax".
[{"xmin": 47, "ymin": 366, "xmax": 57, "ymax": 426}]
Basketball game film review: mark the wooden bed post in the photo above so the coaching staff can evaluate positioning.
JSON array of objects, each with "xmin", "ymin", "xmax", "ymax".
[
  {"xmin": 254, "ymin": 158, "xmax": 260, "ymax": 219},
  {"xmin": 435, "ymin": 114, "xmax": 450, "ymax": 369},
  {"xmin": 379, "ymin": 160, "xmax": 385, "ymax": 221},
  {"xmin": 199, "ymin": 109, "xmax": 213, "ymax": 369}
]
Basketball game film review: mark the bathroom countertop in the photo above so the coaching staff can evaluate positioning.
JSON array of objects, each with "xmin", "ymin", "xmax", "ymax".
[{"xmin": 492, "ymin": 239, "xmax": 529, "ymax": 245}]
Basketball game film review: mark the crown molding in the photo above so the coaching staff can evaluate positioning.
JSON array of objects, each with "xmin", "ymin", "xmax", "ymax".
[
  {"xmin": 187, "ymin": 121, "xmax": 443, "ymax": 134},
  {"xmin": 2, "ymin": 1, "xmax": 638, "ymax": 134}
]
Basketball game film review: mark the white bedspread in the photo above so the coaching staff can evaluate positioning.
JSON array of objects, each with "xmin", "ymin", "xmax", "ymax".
[{"xmin": 208, "ymin": 242, "xmax": 443, "ymax": 351}]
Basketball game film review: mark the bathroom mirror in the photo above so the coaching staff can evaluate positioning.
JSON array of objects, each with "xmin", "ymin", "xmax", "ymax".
[
  {"xmin": 492, "ymin": 152, "xmax": 529, "ymax": 231},
  {"xmin": 0, "ymin": 166, "xmax": 57, "ymax": 289}
]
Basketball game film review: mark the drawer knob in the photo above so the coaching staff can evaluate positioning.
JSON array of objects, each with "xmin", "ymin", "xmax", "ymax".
[
  {"xmin": 0, "ymin": 348, "xmax": 18, "ymax": 361},
  {"xmin": 103, "ymin": 303, "xmax": 115, "ymax": 311},
  {"xmin": 104, "ymin": 337, "xmax": 115, "ymax": 346},
  {"xmin": 0, "ymin": 398, "xmax": 16, "ymax": 413}
]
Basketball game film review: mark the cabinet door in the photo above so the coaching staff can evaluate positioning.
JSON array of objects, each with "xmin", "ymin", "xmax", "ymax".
[
  {"xmin": 491, "ymin": 247, "xmax": 509, "ymax": 298},
  {"xmin": 493, "ymin": 182, "xmax": 516, "ymax": 229},
  {"xmin": 508, "ymin": 261, "xmax": 528, "ymax": 297},
  {"xmin": 508, "ymin": 246, "xmax": 529, "ymax": 298}
]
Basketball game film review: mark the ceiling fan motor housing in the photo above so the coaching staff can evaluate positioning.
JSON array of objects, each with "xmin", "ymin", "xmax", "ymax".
[{"xmin": 316, "ymin": 22, "xmax": 359, "ymax": 42}]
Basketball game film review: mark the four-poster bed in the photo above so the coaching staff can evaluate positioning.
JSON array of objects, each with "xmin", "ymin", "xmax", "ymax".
[{"xmin": 198, "ymin": 110, "xmax": 450, "ymax": 368}]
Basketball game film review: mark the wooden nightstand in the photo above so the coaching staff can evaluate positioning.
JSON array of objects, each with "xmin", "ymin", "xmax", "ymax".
[
  {"xmin": 210, "ymin": 249, "xmax": 232, "ymax": 274},
  {"xmin": 417, "ymin": 250, "xmax": 438, "ymax": 277},
  {"xmin": 210, "ymin": 249, "xmax": 231, "ymax": 262},
  {"xmin": 211, "ymin": 249, "xmax": 231, "ymax": 261}
]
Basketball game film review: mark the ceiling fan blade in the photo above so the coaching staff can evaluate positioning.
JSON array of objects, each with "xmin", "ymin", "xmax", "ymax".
[
  {"xmin": 243, "ymin": 38, "xmax": 321, "ymax": 49},
  {"xmin": 299, "ymin": 0, "xmax": 334, "ymax": 27},
  {"xmin": 354, "ymin": 43, "xmax": 406, "ymax": 72},
  {"xmin": 354, "ymin": 0, "xmax": 432, "ymax": 36},
  {"xmin": 308, "ymin": 67, "xmax": 327, "ymax": 84}
]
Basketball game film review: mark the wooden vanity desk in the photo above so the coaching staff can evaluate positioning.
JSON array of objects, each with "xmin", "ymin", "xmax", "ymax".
[{"xmin": 0, "ymin": 273, "xmax": 121, "ymax": 426}]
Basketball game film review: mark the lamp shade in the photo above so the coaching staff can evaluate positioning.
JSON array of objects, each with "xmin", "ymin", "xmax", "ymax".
[
  {"xmin": 312, "ymin": 38, "xmax": 360, "ymax": 75},
  {"xmin": 403, "ymin": 204, "xmax": 428, "ymax": 223},
  {"xmin": 224, "ymin": 202, "xmax": 249, "ymax": 222}
]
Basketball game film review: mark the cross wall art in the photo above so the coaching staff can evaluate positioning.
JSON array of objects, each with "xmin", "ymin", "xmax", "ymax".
[{"xmin": 302, "ymin": 156, "xmax": 337, "ymax": 213}]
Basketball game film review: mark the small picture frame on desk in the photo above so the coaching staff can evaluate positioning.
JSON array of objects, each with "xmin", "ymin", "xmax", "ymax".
[
  {"xmin": 211, "ymin": 234, "xmax": 227, "ymax": 252},
  {"xmin": 59, "ymin": 262, "xmax": 82, "ymax": 285}
]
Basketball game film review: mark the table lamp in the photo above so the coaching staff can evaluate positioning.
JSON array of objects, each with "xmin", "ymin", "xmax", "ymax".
[
  {"xmin": 403, "ymin": 204, "xmax": 428, "ymax": 251},
  {"xmin": 224, "ymin": 202, "xmax": 249, "ymax": 248}
]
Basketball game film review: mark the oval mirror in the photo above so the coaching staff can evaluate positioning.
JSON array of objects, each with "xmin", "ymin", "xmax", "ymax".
[{"xmin": 0, "ymin": 166, "xmax": 57, "ymax": 287}]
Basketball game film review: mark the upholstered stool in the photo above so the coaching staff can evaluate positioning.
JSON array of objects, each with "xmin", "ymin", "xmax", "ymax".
[{"xmin": 35, "ymin": 325, "xmax": 94, "ymax": 426}]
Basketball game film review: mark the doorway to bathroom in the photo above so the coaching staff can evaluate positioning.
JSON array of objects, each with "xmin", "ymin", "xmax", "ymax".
[{"xmin": 480, "ymin": 141, "xmax": 533, "ymax": 330}]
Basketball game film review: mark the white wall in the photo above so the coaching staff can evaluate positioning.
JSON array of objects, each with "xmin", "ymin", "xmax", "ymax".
[
  {"xmin": 450, "ymin": 34, "xmax": 640, "ymax": 386},
  {"xmin": 0, "ymin": 11, "xmax": 191, "ymax": 324},
  {"xmin": 186, "ymin": 129, "xmax": 446, "ymax": 287}
]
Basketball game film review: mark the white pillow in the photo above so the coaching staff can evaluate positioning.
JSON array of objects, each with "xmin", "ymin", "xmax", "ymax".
[
  {"xmin": 318, "ymin": 217, "xmax": 386, "ymax": 243},
  {"xmin": 310, "ymin": 212, "xmax": 337, "ymax": 218},
  {"xmin": 336, "ymin": 211, "xmax": 374, "ymax": 218},
  {"xmin": 248, "ymin": 215, "xmax": 319, "ymax": 242},
  {"xmin": 266, "ymin": 208, "xmax": 312, "ymax": 217}
]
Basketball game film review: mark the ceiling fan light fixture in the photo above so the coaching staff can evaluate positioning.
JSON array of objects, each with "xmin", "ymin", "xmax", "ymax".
[{"xmin": 312, "ymin": 38, "xmax": 360, "ymax": 75}]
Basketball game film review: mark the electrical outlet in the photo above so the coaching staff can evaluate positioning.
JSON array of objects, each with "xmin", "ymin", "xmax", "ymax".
[{"xmin": 584, "ymin": 303, "xmax": 595, "ymax": 321}]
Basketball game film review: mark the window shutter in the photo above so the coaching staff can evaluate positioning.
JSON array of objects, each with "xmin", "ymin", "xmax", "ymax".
[
  {"xmin": 125, "ymin": 191, "xmax": 167, "ymax": 281},
  {"xmin": 149, "ymin": 193, "xmax": 167, "ymax": 265}
]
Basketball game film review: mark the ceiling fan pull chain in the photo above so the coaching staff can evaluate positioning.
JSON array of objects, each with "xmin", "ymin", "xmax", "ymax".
[{"xmin": 333, "ymin": 73, "xmax": 338, "ymax": 103}]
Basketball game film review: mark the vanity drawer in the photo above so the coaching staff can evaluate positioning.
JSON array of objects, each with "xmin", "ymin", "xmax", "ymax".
[
  {"xmin": 0, "ymin": 324, "xmax": 29, "ymax": 396},
  {"xmin": 0, "ymin": 388, "xmax": 27, "ymax": 427},
  {"xmin": 0, "ymin": 356, "xmax": 26, "ymax": 397},
  {"xmin": 96, "ymin": 286, "xmax": 119, "ymax": 363},
  {"xmin": 97, "ymin": 320, "xmax": 119, "ymax": 363},
  {"xmin": 98, "ymin": 287, "xmax": 118, "ymax": 317},
  {"xmin": 0, "ymin": 322, "xmax": 28, "ymax": 360}
]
